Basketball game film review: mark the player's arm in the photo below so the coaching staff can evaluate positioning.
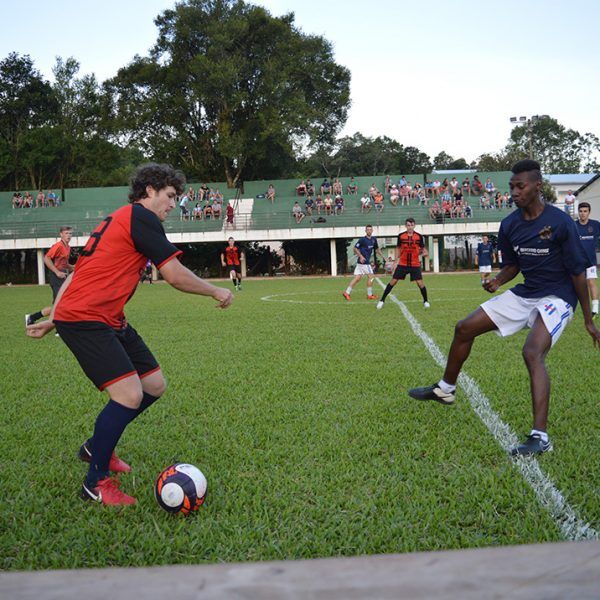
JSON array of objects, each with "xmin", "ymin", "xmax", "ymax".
[
  {"xmin": 571, "ymin": 271, "xmax": 600, "ymax": 347},
  {"xmin": 43, "ymin": 254, "xmax": 66, "ymax": 278},
  {"xmin": 160, "ymin": 258, "xmax": 233, "ymax": 308},
  {"xmin": 26, "ymin": 273, "xmax": 75, "ymax": 338},
  {"xmin": 419, "ymin": 236, "xmax": 428, "ymax": 257},
  {"xmin": 482, "ymin": 264, "xmax": 519, "ymax": 293},
  {"xmin": 353, "ymin": 246, "xmax": 365, "ymax": 263},
  {"xmin": 220, "ymin": 252, "xmax": 226, "ymax": 267}
]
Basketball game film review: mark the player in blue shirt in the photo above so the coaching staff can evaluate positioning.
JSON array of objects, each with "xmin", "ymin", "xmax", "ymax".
[
  {"xmin": 409, "ymin": 160, "xmax": 600, "ymax": 456},
  {"xmin": 576, "ymin": 202, "xmax": 600, "ymax": 317},
  {"xmin": 343, "ymin": 225, "xmax": 386, "ymax": 300},
  {"xmin": 475, "ymin": 235, "xmax": 496, "ymax": 285}
]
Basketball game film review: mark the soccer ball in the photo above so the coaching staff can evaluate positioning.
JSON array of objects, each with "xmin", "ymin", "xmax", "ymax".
[{"xmin": 154, "ymin": 463, "xmax": 207, "ymax": 515}]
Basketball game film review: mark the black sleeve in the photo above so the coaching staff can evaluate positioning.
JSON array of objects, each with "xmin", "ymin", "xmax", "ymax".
[
  {"xmin": 130, "ymin": 204, "xmax": 182, "ymax": 268},
  {"xmin": 418, "ymin": 233, "xmax": 424, "ymax": 248}
]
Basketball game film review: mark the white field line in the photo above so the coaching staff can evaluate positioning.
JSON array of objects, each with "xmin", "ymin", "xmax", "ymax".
[{"xmin": 375, "ymin": 278, "xmax": 598, "ymax": 542}]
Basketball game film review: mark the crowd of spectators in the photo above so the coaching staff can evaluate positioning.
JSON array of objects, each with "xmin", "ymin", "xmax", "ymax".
[
  {"xmin": 290, "ymin": 175, "xmax": 513, "ymax": 222},
  {"xmin": 11, "ymin": 190, "xmax": 61, "ymax": 208},
  {"xmin": 178, "ymin": 186, "xmax": 230, "ymax": 221}
]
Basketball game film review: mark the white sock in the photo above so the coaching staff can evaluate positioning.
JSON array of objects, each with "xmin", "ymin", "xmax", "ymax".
[
  {"xmin": 346, "ymin": 287, "xmax": 352, "ymax": 295},
  {"xmin": 367, "ymin": 287, "xmax": 373, "ymax": 296},
  {"xmin": 437, "ymin": 379, "xmax": 456, "ymax": 394},
  {"xmin": 592, "ymin": 299, "xmax": 599, "ymax": 313},
  {"xmin": 530, "ymin": 429, "xmax": 548, "ymax": 442}
]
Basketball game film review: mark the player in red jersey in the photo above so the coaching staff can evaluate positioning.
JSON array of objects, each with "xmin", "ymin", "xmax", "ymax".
[
  {"xmin": 25, "ymin": 226, "xmax": 74, "ymax": 326},
  {"xmin": 377, "ymin": 218, "xmax": 430, "ymax": 309},
  {"xmin": 221, "ymin": 237, "xmax": 244, "ymax": 291},
  {"xmin": 26, "ymin": 164, "xmax": 233, "ymax": 506}
]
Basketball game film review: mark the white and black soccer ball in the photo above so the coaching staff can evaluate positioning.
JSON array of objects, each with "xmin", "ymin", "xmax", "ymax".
[{"xmin": 154, "ymin": 463, "xmax": 207, "ymax": 515}]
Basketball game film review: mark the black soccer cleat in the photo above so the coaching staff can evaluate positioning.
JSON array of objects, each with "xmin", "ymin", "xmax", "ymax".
[
  {"xmin": 510, "ymin": 434, "xmax": 552, "ymax": 456},
  {"xmin": 25, "ymin": 313, "xmax": 34, "ymax": 326},
  {"xmin": 408, "ymin": 384, "xmax": 455, "ymax": 405}
]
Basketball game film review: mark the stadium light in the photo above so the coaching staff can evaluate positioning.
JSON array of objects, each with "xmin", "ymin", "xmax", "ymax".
[{"xmin": 509, "ymin": 115, "xmax": 538, "ymax": 159}]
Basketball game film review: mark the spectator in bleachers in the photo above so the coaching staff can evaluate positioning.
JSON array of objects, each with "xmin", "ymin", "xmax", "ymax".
[
  {"xmin": 212, "ymin": 199, "xmax": 222, "ymax": 219},
  {"xmin": 399, "ymin": 184, "xmax": 410, "ymax": 206},
  {"xmin": 292, "ymin": 201, "xmax": 305, "ymax": 223},
  {"xmin": 186, "ymin": 187, "xmax": 196, "ymax": 202},
  {"xmin": 441, "ymin": 178, "xmax": 449, "ymax": 194},
  {"xmin": 296, "ymin": 180, "xmax": 307, "ymax": 196},
  {"xmin": 480, "ymin": 193, "xmax": 491, "ymax": 210},
  {"xmin": 485, "ymin": 178, "xmax": 495, "ymax": 194},
  {"xmin": 494, "ymin": 191, "xmax": 503, "ymax": 210},
  {"xmin": 417, "ymin": 188, "xmax": 428, "ymax": 206},
  {"xmin": 360, "ymin": 192, "xmax": 371, "ymax": 213},
  {"xmin": 47, "ymin": 189, "xmax": 57, "ymax": 207},
  {"xmin": 36, "ymin": 190, "xmax": 45, "ymax": 208},
  {"xmin": 464, "ymin": 200, "xmax": 472, "ymax": 217},
  {"xmin": 432, "ymin": 179, "xmax": 441, "ymax": 198},
  {"xmin": 226, "ymin": 203, "xmax": 235, "ymax": 227},
  {"xmin": 198, "ymin": 183, "xmax": 209, "ymax": 201},
  {"xmin": 332, "ymin": 178, "xmax": 342, "ymax": 196},
  {"xmin": 306, "ymin": 180, "xmax": 315, "ymax": 197},
  {"xmin": 192, "ymin": 202, "xmax": 203, "ymax": 220},
  {"xmin": 11, "ymin": 192, "xmax": 21, "ymax": 208},
  {"xmin": 23, "ymin": 192, "xmax": 33, "ymax": 208},
  {"xmin": 203, "ymin": 200, "xmax": 213, "ymax": 220},
  {"xmin": 429, "ymin": 200, "xmax": 442, "ymax": 220},
  {"xmin": 399, "ymin": 175, "xmax": 407, "ymax": 187},
  {"xmin": 384, "ymin": 175, "xmax": 391, "ymax": 194},
  {"xmin": 368, "ymin": 183, "xmax": 378, "ymax": 199},
  {"xmin": 179, "ymin": 193, "xmax": 190, "ymax": 219},
  {"xmin": 346, "ymin": 176, "xmax": 358, "ymax": 195},
  {"xmin": 315, "ymin": 194, "xmax": 324, "ymax": 214},
  {"xmin": 424, "ymin": 179, "xmax": 433, "ymax": 197},
  {"xmin": 389, "ymin": 184, "xmax": 399, "ymax": 206},
  {"xmin": 462, "ymin": 177, "xmax": 472, "ymax": 197},
  {"xmin": 472, "ymin": 175, "xmax": 483, "ymax": 195},
  {"xmin": 215, "ymin": 189, "xmax": 224, "ymax": 203},
  {"xmin": 335, "ymin": 194, "xmax": 345, "ymax": 215},
  {"xmin": 321, "ymin": 178, "xmax": 331, "ymax": 196},
  {"xmin": 374, "ymin": 192, "xmax": 384, "ymax": 213},
  {"xmin": 305, "ymin": 195, "xmax": 314, "ymax": 216},
  {"xmin": 411, "ymin": 181, "xmax": 422, "ymax": 200},
  {"xmin": 266, "ymin": 184, "xmax": 276, "ymax": 203},
  {"xmin": 442, "ymin": 198, "xmax": 452, "ymax": 218},
  {"xmin": 449, "ymin": 177, "xmax": 459, "ymax": 195},
  {"xmin": 323, "ymin": 193, "xmax": 333, "ymax": 215}
]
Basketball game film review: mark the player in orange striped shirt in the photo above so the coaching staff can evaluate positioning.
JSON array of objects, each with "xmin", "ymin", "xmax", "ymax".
[
  {"xmin": 377, "ymin": 218, "xmax": 430, "ymax": 309},
  {"xmin": 25, "ymin": 226, "xmax": 74, "ymax": 327}
]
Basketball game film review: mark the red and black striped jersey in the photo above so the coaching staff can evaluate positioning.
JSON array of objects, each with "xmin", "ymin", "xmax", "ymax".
[
  {"xmin": 224, "ymin": 245, "xmax": 241, "ymax": 266},
  {"xmin": 397, "ymin": 231, "xmax": 424, "ymax": 267},
  {"xmin": 54, "ymin": 203, "xmax": 181, "ymax": 328}
]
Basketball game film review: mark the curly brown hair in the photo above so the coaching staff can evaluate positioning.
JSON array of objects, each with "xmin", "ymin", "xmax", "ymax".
[{"xmin": 128, "ymin": 163, "xmax": 186, "ymax": 202}]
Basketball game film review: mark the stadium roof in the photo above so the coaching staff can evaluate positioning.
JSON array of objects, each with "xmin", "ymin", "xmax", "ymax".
[
  {"xmin": 574, "ymin": 173, "xmax": 600, "ymax": 196},
  {"xmin": 545, "ymin": 173, "xmax": 596, "ymax": 186}
]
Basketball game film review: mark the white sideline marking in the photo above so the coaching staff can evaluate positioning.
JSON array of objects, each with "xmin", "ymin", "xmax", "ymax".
[
  {"xmin": 375, "ymin": 278, "xmax": 598, "ymax": 542},
  {"xmin": 260, "ymin": 291, "xmax": 479, "ymax": 306}
]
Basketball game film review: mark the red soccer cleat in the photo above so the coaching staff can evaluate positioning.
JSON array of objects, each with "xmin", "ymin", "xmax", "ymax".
[
  {"xmin": 78, "ymin": 440, "xmax": 132, "ymax": 473},
  {"xmin": 367, "ymin": 294, "xmax": 378, "ymax": 300},
  {"xmin": 342, "ymin": 292, "xmax": 351, "ymax": 301},
  {"xmin": 81, "ymin": 476, "xmax": 137, "ymax": 505}
]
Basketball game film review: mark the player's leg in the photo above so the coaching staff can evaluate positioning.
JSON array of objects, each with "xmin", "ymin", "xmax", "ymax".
[
  {"xmin": 409, "ymin": 307, "xmax": 497, "ymax": 404},
  {"xmin": 229, "ymin": 268, "xmax": 237, "ymax": 289},
  {"xmin": 344, "ymin": 274, "xmax": 362, "ymax": 300},
  {"xmin": 26, "ymin": 275, "xmax": 63, "ymax": 325},
  {"xmin": 588, "ymin": 272, "xmax": 598, "ymax": 316},
  {"xmin": 511, "ymin": 314, "xmax": 553, "ymax": 456},
  {"xmin": 236, "ymin": 266, "xmax": 242, "ymax": 290},
  {"xmin": 377, "ymin": 277, "xmax": 399, "ymax": 309},
  {"xmin": 366, "ymin": 272, "xmax": 377, "ymax": 299},
  {"xmin": 414, "ymin": 275, "xmax": 429, "ymax": 307}
]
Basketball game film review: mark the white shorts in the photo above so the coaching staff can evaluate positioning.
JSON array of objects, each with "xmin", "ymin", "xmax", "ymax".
[
  {"xmin": 354, "ymin": 263, "xmax": 374, "ymax": 276},
  {"xmin": 586, "ymin": 266, "xmax": 597, "ymax": 279},
  {"xmin": 481, "ymin": 290, "xmax": 573, "ymax": 347},
  {"xmin": 479, "ymin": 265, "xmax": 492, "ymax": 274}
]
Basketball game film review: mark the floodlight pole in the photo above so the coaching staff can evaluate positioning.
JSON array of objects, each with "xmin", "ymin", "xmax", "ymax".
[{"xmin": 509, "ymin": 116, "xmax": 535, "ymax": 159}]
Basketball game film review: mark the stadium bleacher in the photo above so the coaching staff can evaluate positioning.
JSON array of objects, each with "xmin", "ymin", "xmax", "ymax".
[{"xmin": 0, "ymin": 171, "xmax": 513, "ymax": 240}]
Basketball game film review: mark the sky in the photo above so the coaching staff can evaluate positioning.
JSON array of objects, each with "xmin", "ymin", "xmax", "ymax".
[{"xmin": 2, "ymin": 0, "xmax": 599, "ymax": 162}]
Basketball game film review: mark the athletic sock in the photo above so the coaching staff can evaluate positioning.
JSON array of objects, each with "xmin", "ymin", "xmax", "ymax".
[
  {"xmin": 345, "ymin": 286, "xmax": 352, "ymax": 295},
  {"xmin": 530, "ymin": 429, "xmax": 548, "ymax": 442},
  {"xmin": 381, "ymin": 284, "xmax": 393, "ymax": 302},
  {"xmin": 30, "ymin": 310, "xmax": 43, "ymax": 323},
  {"xmin": 136, "ymin": 392, "xmax": 160, "ymax": 417},
  {"xmin": 85, "ymin": 400, "xmax": 138, "ymax": 487},
  {"xmin": 437, "ymin": 379, "xmax": 456, "ymax": 394},
  {"xmin": 593, "ymin": 299, "xmax": 599, "ymax": 313},
  {"xmin": 367, "ymin": 286, "xmax": 373, "ymax": 296},
  {"xmin": 420, "ymin": 286, "xmax": 428, "ymax": 302}
]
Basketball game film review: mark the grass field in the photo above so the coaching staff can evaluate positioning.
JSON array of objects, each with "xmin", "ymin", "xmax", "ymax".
[{"xmin": 1, "ymin": 274, "xmax": 598, "ymax": 571}]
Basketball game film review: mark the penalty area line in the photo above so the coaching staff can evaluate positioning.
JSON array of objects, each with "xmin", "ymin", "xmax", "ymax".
[{"xmin": 375, "ymin": 278, "xmax": 598, "ymax": 542}]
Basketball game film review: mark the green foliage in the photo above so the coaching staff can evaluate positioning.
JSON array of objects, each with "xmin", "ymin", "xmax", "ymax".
[
  {"xmin": 2, "ymin": 275, "xmax": 598, "ymax": 569},
  {"xmin": 433, "ymin": 151, "xmax": 469, "ymax": 171},
  {"xmin": 106, "ymin": 0, "xmax": 351, "ymax": 186}
]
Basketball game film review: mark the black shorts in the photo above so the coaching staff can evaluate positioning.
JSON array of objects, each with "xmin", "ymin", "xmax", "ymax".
[
  {"xmin": 227, "ymin": 264, "xmax": 241, "ymax": 274},
  {"xmin": 53, "ymin": 321, "xmax": 159, "ymax": 391},
  {"xmin": 49, "ymin": 272, "xmax": 68, "ymax": 301},
  {"xmin": 392, "ymin": 265, "xmax": 423, "ymax": 281}
]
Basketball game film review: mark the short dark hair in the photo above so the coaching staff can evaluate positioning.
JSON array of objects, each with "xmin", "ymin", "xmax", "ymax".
[
  {"xmin": 405, "ymin": 218, "xmax": 415, "ymax": 225},
  {"xmin": 578, "ymin": 202, "xmax": 591, "ymax": 210},
  {"xmin": 511, "ymin": 159, "xmax": 542, "ymax": 181},
  {"xmin": 366, "ymin": 224, "xmax": 373, "ymax": 228},
  {"xmin": 128, "ymin": 163, "xmax": 186, "ymax": 203},
  {"xmin": 59, "ymin": 226, "xmax": 72, "ymax": 233}
]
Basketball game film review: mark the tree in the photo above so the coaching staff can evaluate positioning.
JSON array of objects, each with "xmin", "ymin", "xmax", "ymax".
[
  {"xmin": 106, "ymin": 0, "xmax": 351, "ymax": 187},
  {"xmin": 432, "ymin": 151, "xmax": 469, "ymax": 171}
]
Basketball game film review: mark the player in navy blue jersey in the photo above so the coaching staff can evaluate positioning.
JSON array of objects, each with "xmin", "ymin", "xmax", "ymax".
[
  {"xmin": 343, "ymin": 225, "xmax": 386, "ymax": 300},
  {"xmin": 576, "ymin": 202, "xmax": 600, "ymax": 317},
  {"xmin": 409, "ymin": 160, "xmax": 600, "ymax": 456},
  {"xmin": 475, "ymin": 235, "xmax": 496, "ymax": 285}
]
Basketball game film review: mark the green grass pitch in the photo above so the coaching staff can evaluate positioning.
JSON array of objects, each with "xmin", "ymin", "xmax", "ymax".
[{"xmin": 0, "ymin": 274, "xmax": 598, "ymax": 570}]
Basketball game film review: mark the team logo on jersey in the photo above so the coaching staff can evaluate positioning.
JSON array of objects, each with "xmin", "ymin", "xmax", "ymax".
[
  {"xmin": 539, "ymin": 226, "xmax": 553, "ymax": 240},
  {"xmin": 589, "ymin": 226, "xmax": 594, "ymax": 234}
]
